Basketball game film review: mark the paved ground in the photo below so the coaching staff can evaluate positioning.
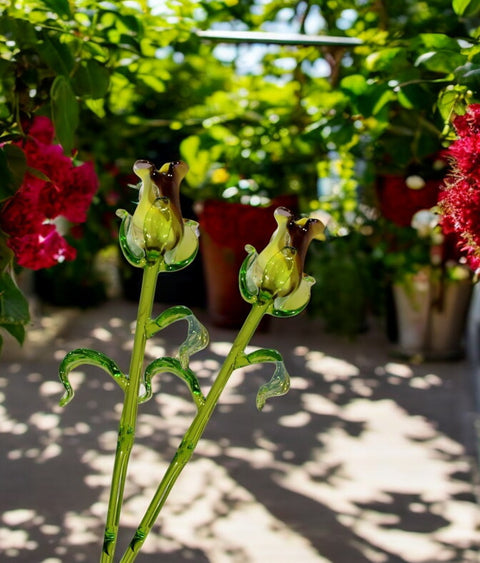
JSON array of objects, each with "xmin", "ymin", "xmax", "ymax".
[{"xmin": 0, "ymin": 299, "xmax": 479, "ymax": 562}]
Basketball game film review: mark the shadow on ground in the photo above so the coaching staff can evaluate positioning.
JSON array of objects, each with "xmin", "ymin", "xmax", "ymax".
[{"xmin": 0, "ymin": 300, "xmax": 479, "ymax": 562}]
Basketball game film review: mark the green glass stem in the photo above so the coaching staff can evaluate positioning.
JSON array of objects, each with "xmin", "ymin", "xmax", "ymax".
[
  {"xmin": 119, "ymin": 301, "xmax": 271, "ymax": 562},
  {"xmin": 100, "ymin": 261, "xmax": 160, "ymax": 563}
]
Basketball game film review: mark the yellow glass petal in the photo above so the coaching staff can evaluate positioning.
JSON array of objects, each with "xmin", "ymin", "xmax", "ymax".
[
  {"xmin": 164, "ymin": 220, "xmax": 199, "ymax": 267},
  {"xmin": 261, "ymin": 247, "xmax": 298, "ymax": 297}
]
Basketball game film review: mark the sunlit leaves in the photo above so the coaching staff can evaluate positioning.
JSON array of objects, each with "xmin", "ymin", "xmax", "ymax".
[
  {"xmin": 39, "ymin": 0, "xmax": 73, "ymax": 19},
  {"xmin": 72, "ymin": 61, "xmax": 110, "ymax": 99},
  {"xmin": 453, "ymin": 0, "xmax": 480, "ymax": 16},
  {"xmin": 415, "ymin": 50, "xmax": 466, "ymax": 74},
  {"xmin": 0, "ymin": 0, "xmax": 199, "ymax": 146},
  {"xmin": 437, "ymin": 85, "xmax": 470, "ymax": 126},
  {"xmin": 365, "ymin": 48, "xmax": 408, "ymax": 72},
  {"xmin": 454, "ymin": 62, "xmax": 480, "ymax": 91}
]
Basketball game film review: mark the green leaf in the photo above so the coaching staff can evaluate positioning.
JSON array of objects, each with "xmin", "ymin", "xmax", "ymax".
[
  {"xmin": 2, "ymin": 322, "xmax": 25, "ymax": 345},
  {"xmin": 147, "ymin": 305, "xmax": 209, "ymax": 368},
  {"xmin": 365, "ymin": 48, "xmax": 407, "ymax": 72},
  {"xmin": 415, "ymin": 51, "xmax": 467, "ymax": 74},
  {"xmin": 38, "ymin": 0, "xmax": 73, "ymax": 19},
  {"xmin": 179, "ymin": 135, "xmax": 214, "ymax": 188},
  {"xmin": 397, "ymin": 84, "xmax": 429, "ymax": 110},
  {"xmin": 72, "ymin": 60, "xmax": 110, "ymax": 99},
  {"xmin": 0, "ymin": 144, "xmax": 26, "ymax": 200},
  {"xmin": 0, "ymin": 236, "xmax": 14, "ymax": 271},
  {"xmin": 0, "ymin": 272, "xmax": 30, "ymax": 345},
  {"xmin": 437, "ymin": 87, "xmax": 467, "ymax": 122},
  {"xmin": 85, "ymin": 98, "xmax": 106, "ymax": 118},
  {"xmin": 453, "ymin": 0, "xmax": 480, "ymax": 16},
  {"xmin": 235, "ymin": 348, "xmax": 291, "ymax": 410},
  {"xmin": 37, "ymin": 33, "xmax": 74, "ymax": 76},
  {"xmin": 0, "ymin": 16, "xmax": 37, "ymax": 48},
  {"xmin": 340, "ymin": 74, "xmax": 368, "ymax": 96},
  {"xmin": 51, "ymin": 75, "xmax": 79, "ymax": 155},
  {"xmin": 419, "ymin": 33, "xmax": 461, "ymax": 51},
  {"xmin": 454, "ymin": 62, "xmax": 480, "ymax": 90}
]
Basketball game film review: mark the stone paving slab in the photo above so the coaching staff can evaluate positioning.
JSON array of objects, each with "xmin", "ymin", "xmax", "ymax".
[{"xmin": 0, "ymin": 299, "xmax": 479, "ymax": 562}]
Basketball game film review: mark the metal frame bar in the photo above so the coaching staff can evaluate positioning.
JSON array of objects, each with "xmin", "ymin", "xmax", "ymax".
[{"xmin": 195, "ymin": 29, "xmax": 362, "ymax": 47}]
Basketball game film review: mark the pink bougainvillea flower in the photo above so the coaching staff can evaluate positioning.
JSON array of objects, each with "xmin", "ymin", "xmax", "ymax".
[
  {"xmin": 0, "ymin": 116, "xmax": 98, "ymax": 270},
  {"xmin": 5, "ymin": 223, "xmax": 77, "ymax": 270},
  {"xmin": 440, "ymin": 104, "xmax": 480, "ymax": 270}
]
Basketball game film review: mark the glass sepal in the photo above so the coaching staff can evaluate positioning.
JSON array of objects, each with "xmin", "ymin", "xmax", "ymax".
[
  {"xmin": 117, "ymin": 209, "xmax": 147, "ymax": 268},
  {"xmin": 163, "ymin": 219, "xmax": 199, "ymax": 271}
]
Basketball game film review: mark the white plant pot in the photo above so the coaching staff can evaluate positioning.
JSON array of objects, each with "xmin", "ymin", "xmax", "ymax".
[{"xmin": 393, "ymin": 270, "xmax": 473, "ymax": 360}]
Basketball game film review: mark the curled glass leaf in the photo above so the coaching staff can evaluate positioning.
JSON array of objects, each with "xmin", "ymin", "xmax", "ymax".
[
  {"xmin": 141, "ymin": 356, "xmax": 205, "ymax": 409},
  {"xmin": 236, "ymin": 348, "xmax": 290, "ymax": 410},
  {"xmin": 146, "ymin": 306, "xmax": 209, "ymax": 368},
  {"xmin": 256, "ymin": 360, "xmax": 290, "ymax": 411},
  {"xmin": 178, "ymin": 312, "xmax": 209, "ymax": 369},
  {"xmin": 58, "ymin": 348, "xmax": 127, "ymax": 406}
]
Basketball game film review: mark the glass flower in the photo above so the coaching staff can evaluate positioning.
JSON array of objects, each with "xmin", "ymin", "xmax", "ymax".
[
  {"xmin": 240, "ymin": 207, "xmax": 325, "ymax": 317},
  {"xmin": 117, "ymin": 160, "xmax": 199, "ymax": 270}
]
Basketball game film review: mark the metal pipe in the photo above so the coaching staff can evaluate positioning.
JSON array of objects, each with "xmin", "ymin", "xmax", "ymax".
[{"xmin": 194, "ymin": 29, "xmax": 362, "ymax": 47}]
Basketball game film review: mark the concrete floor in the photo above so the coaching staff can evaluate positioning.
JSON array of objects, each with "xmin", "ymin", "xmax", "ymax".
[{"xmin": 0, "ymin": 299, "xmax": 479, "ymax": 562}]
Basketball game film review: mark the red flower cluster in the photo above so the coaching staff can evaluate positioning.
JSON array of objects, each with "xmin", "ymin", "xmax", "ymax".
[
  {"xmin": 376, "ymin": 174, "xmax": 441, "ymax": 227},
  {"xmin": 0, "ymin": 116, "xmax": 98, "ymax": 270},
  {"xmin": 441, "ymin": 104, "xmax": 480, "ymax": 271}
]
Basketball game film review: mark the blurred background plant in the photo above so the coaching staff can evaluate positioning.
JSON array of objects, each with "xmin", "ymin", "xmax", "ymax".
[{"xmin": 2, "ymin": 0, "xmax": 480, "ymax": 346}]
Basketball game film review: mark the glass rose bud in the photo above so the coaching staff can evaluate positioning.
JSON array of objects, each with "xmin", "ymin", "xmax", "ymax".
[
  {"xmin": 117, "ymin": 160, "xmax": 199, "ymax": 270},
  {"xmin": 240, "ymin": 207, "xmax": 325, "ymax": 317}
]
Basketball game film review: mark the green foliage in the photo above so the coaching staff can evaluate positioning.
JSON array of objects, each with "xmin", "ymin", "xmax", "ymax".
[
  {"xmin": 0, "ymin": 270, "xmax": 30, "ymax": 350},
  {"xmin": 308, "ymin": 232, "xmax": 381, "ymax": 336},
  {"xmin": 51, "ymin": 75, "xmax": 79, "ymax": 155},
  {"xmin": 179, "ymin": 75, "xmax": 331, "ymax": 202},
  {"xmin": 0, "ymin": 0, "xmax": 479, "ymax": 338},
  {"xmin": 453, "ymin": 0, "xmax": 480, "ymax": 16},
  {"xmin": 0, "ymin": 145, "xmax": 26, "ymax": 201}
]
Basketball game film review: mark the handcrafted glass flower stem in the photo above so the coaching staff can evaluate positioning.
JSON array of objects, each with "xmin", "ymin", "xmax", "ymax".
[
  {"xmin": 57, "ymin": 161, "xmax": 325, "ymax": 563},
  {"xmin": 119, "ymin": 301, "xmax": 270, "ymax": 562},
  {"xmin": 100, "ymin": 261, "xmax": 160, "ymax": 562}
]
